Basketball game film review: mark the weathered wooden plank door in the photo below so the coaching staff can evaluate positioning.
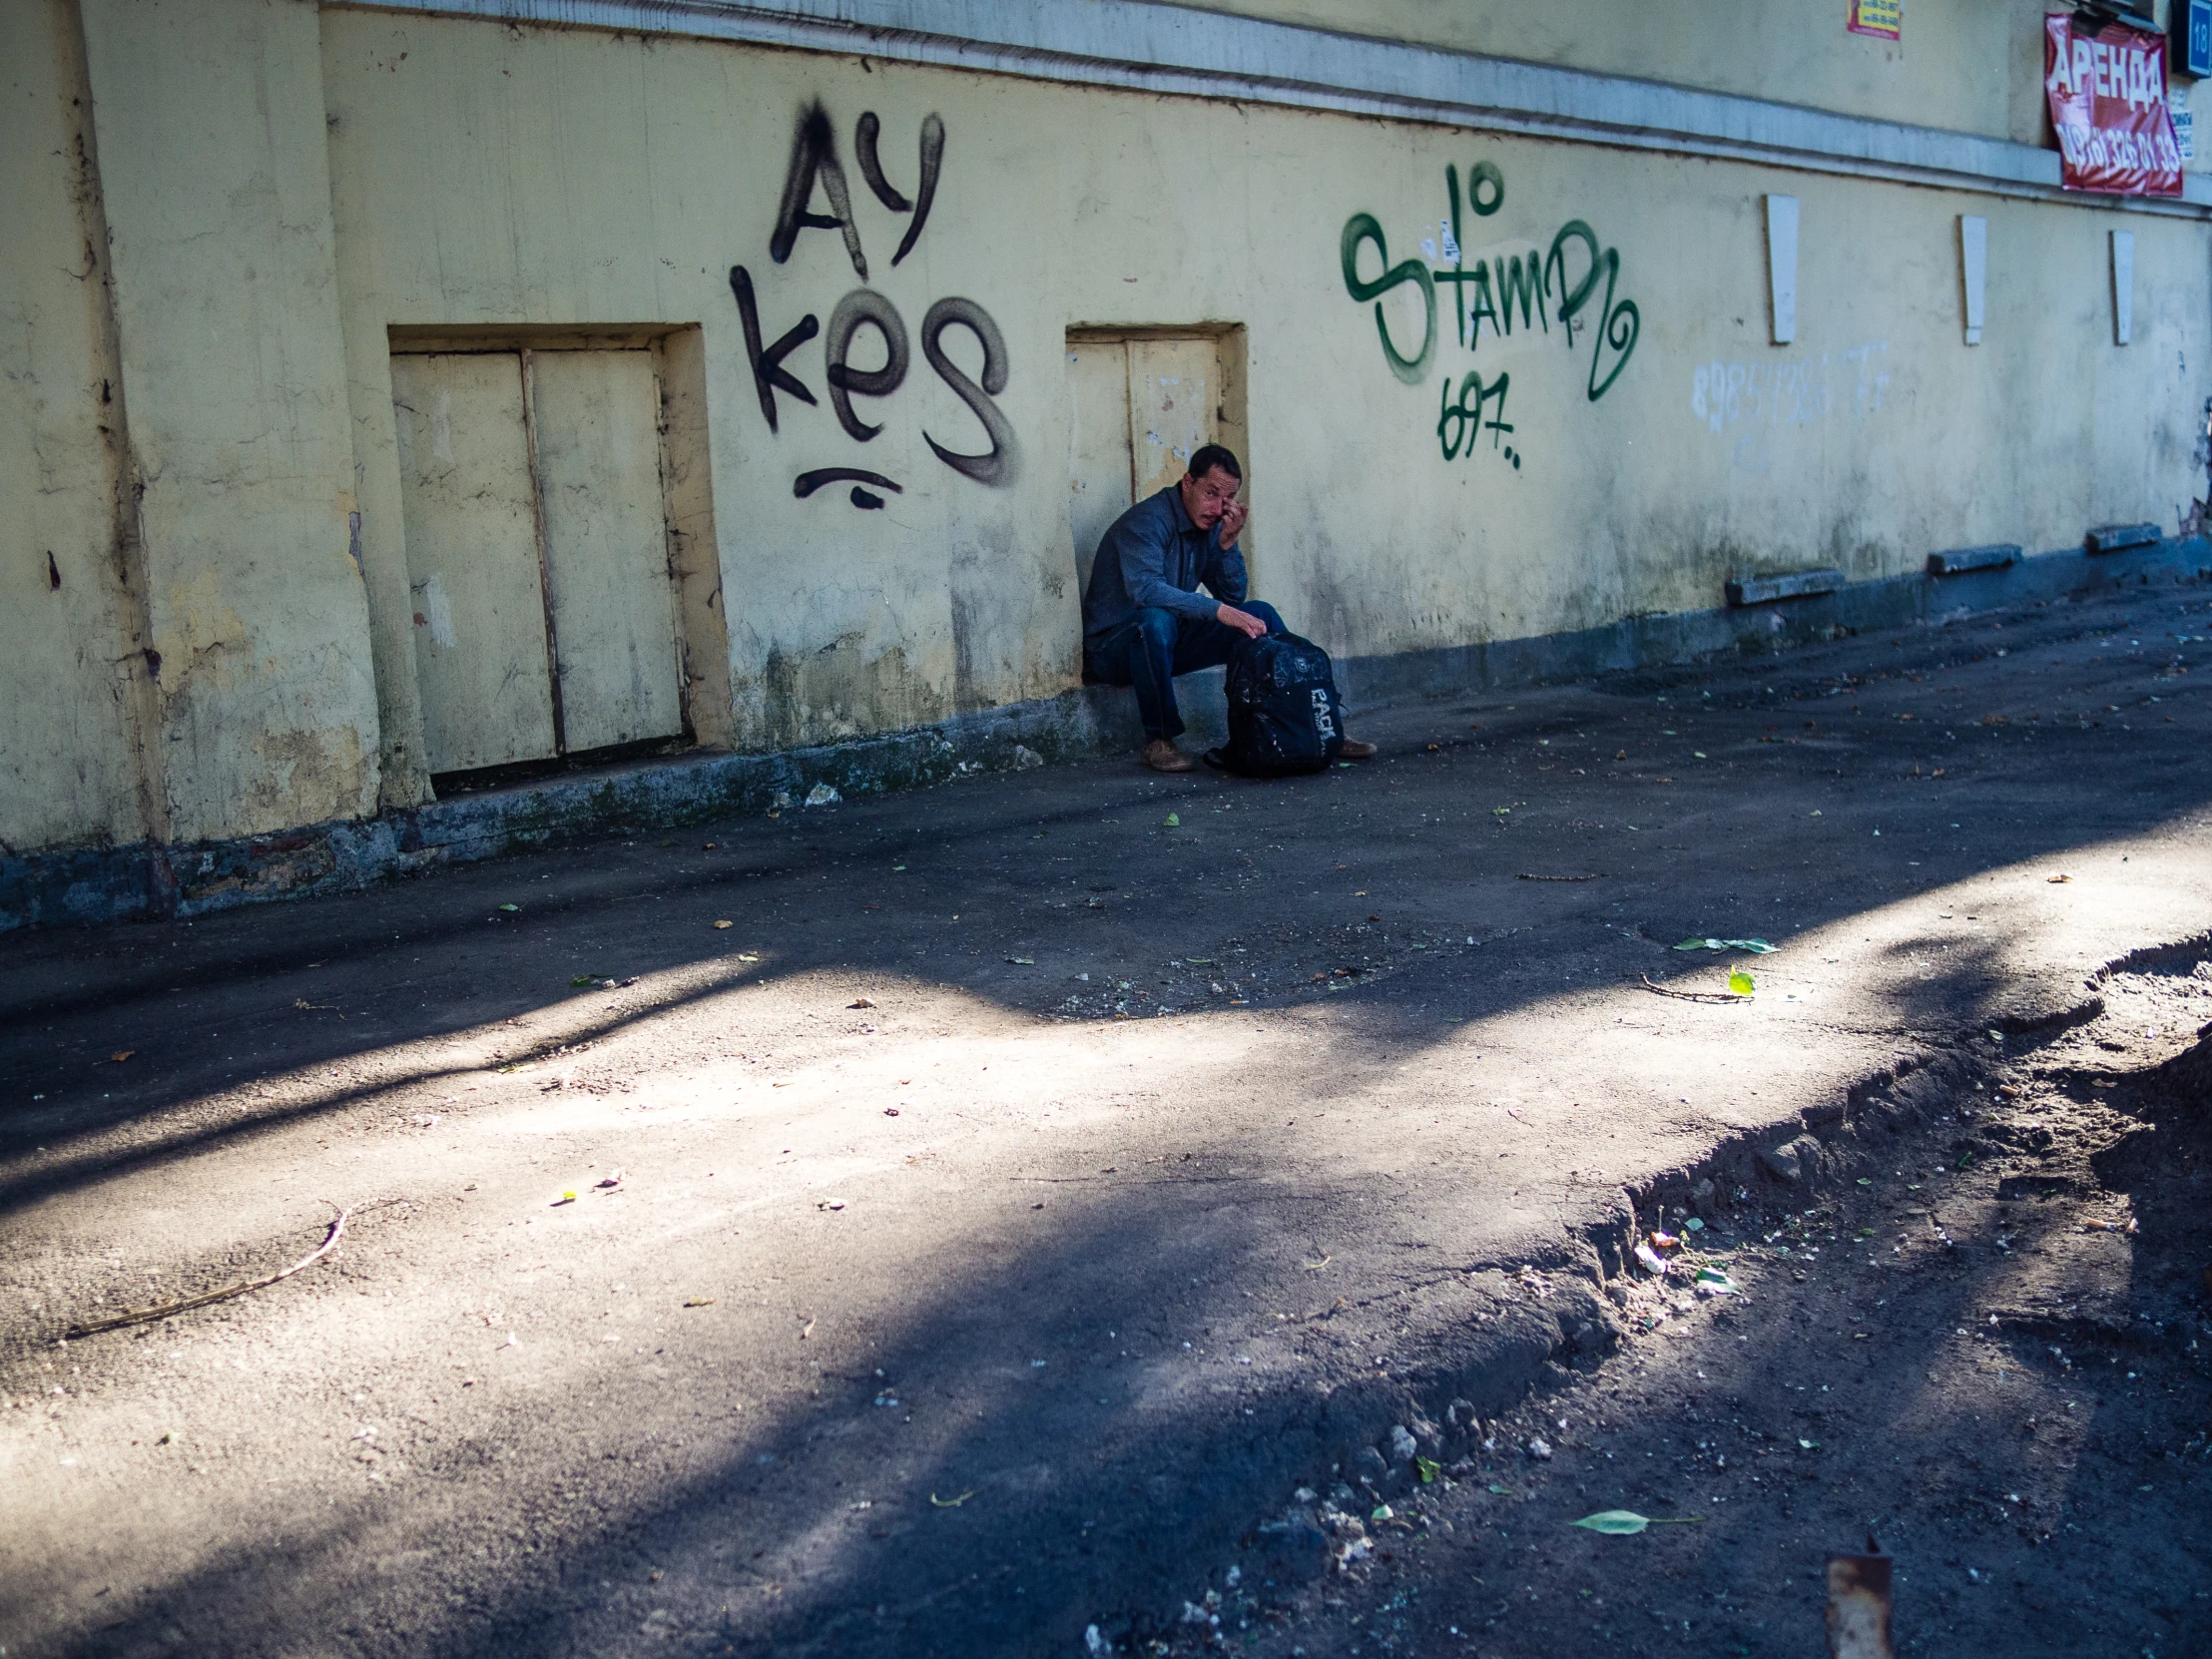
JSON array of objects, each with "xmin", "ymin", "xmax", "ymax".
[
  {"xmin": 529, "ymin": 350, "xmax": 685, "ymax": 753},
  {"xmin": 1065, "ymin": 338, "xmax": 1135, "ymax": 595},
  {"xmin": 1126, "ymin": 336, "xmax": 1218, "ymax": 503},
  {"xmin": 389, "ymin": 352, "xmax": 559, "ymax": 773}
]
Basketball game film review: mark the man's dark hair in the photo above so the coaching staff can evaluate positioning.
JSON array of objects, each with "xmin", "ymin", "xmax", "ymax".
[{"xmin": 1186, "ymin": 443, "xmax": 1242, "ymax": 483}]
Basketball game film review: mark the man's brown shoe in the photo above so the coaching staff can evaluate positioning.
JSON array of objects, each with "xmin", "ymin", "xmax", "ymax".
[
  {"xmin": 1337, "ymin": 738, "xmax": 1380, "ymax": 760},
  {"xmin": 1143, "ymin": 739, "xmax": 1196, "ymax": 773}
]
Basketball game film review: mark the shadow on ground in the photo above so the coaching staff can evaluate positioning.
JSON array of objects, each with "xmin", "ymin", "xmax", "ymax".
[{"xmin": 5, "ymin": 581, "xmax": 2211, "ymax": 1658}]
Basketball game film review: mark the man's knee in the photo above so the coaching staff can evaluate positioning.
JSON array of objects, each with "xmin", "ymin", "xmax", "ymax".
[{"xmin": 1134, "ymin": 608, "xmax": 1180, "ymax": 650}]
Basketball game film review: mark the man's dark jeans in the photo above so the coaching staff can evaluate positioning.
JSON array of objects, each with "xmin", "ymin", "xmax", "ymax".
[{"xmin": 1084, "ymin": 601, "xmax": 1285, "ymax": 742}]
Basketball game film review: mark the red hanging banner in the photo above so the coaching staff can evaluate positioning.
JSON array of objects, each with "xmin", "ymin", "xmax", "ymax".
[{"xmin": 2044, "ymin": 14, "xmax": 2184, "ymax": 197}]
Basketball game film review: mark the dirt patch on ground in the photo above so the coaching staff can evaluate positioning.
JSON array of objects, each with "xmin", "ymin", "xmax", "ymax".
[{"xmin": 1140, "ymin": 965, "xmax": 2212, "ymax": 1658}]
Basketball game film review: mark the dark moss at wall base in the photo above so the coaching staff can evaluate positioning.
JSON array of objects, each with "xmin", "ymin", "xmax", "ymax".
[{"xmin": 6, "ymin": 534, "xmax": 2205, "ymax": 932}]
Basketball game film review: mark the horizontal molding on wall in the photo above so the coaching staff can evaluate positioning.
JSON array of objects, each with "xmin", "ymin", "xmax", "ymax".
[{"xmin": 337, "ymin": 0, "xmax": 2212, "ymax": 217}]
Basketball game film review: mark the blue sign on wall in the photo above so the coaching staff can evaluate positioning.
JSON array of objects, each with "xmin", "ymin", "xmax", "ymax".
[{"xmin": 2180, "ymin": 0, "xmax": 2212, "ymax": 81}]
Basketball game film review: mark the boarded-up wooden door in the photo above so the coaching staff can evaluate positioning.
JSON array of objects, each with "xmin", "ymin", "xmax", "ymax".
[
  {"xmin": 1127, "ymin": 337, "xmax": 1217, "ymax": 502},
  {"xmin": 390, "ymin": 353, "xmax": 558, "ymax": 773},
  {"xmin": 530, "ymin": 351, "xmax": 684, "ymax": 754},
  {"xmin": 1065, "ymin": 340, "xmax": 1136, "ymax": 596},
  {"xmin": 391, "ymin": 348, "xmax": 684, "ymax": 777},
  {"xmin": 1064, "ymin": 332, "xmax": 1244, "ymax": 600}
]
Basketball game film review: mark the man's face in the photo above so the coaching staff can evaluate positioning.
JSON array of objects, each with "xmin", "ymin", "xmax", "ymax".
[{"xmin": 1179, "ymin": 465, "xmax": 1241, "ymax": 529}]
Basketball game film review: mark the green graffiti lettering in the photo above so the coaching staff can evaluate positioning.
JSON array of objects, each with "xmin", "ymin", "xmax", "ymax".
[
  {"xmin": 1436, "ymin": 372, "xmax": 1472, "ymax": 460},
  {"xmin": 1543, "ymin": 220, "xmax": 1639, "ymax": 401},
  {"xmin": 1341, "ymin": 213, "xmax": 1436, "ymax": 385},
  {"xmin": 1466, "ymin": 160, "xmax": 1505, "ymax": 217},
  {"xmin": 1466, "ymin": 262, "xmax": 1500, "ymax": 345},
  {"xmin": 1497, "ymin": 254, "xmax": 1546, "ymax": 335},
  {"xmin": 1437, "ymin": 369, "xmax": 1515, "ymax": 465},
  {"xmin": 1543, "ymin": 221, "xmax": 1604, "ymax": 327}
]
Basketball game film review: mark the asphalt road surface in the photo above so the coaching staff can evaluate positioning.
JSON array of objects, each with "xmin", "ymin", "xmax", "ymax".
[{"xmin": 4, "ymin": 578, "xmax": 2209, "ymax": 1658}]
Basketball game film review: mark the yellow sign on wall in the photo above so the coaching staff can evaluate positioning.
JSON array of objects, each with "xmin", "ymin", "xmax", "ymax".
[{"xmin": 1849, "ymin": 0, "xmax": 1901, "ymax": 40}]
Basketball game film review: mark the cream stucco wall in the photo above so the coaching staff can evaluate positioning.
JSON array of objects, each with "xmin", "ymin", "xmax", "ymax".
[
  {"xmin": 2, "ymin": 0, "xmax": 2207, "ymax": 861},
  {"xmin": 74, "ymin": 0, "xmax": 381, "ymax": 843},
  {"xmin": 320, "ymin": 10, "xmax": 2208, "ymax": 732},
  {"xmin": 0, "ymin": 1, "xmax": 154, "ymax": 852}
]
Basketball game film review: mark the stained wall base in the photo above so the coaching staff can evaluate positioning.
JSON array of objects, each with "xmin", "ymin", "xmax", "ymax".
[{"xmin": 7, "ymin": 535, "xmax": 2203, "ymax": 932}]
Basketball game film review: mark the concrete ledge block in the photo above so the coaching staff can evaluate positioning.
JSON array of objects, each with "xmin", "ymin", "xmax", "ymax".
[
  {"xmin": 1926, "ymin": 543, "xmax": 2020, "ymax": 575},
  {"xmin": 1725, "ymin": 568, "xmax": 1845, "ymax": 607},
  {"xmin": 2085, "ymin": 522, "xmax": 2160, "ymax": 554}
]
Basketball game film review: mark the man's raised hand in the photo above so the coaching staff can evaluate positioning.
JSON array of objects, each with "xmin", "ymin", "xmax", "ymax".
[
  {"xmin": 1216, "ymin": 603, "xmax": 1268, "ymax": 640},
  {"xmin": 1216, "ymin": 499, "xmax": 1248, "ymax": 548}
]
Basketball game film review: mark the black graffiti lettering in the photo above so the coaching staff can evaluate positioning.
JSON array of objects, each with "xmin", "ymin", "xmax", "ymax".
[
  {"xmin": 731, "ymin": 265, "xmax": 819, "ymax": 433},
  {"xmin": 892, "ymin": 114, "xmax": 945, "ymax": 269},
  {"xmin": 794, "ymin": 467, "xmax": 903, "ymax": 498},
  {"xmin": 823, "ymin": 289, "xmax": 911, "ymax": 442},
  {"xmin": 919, "ymin": 296, "xmax": 1016, "ymax": 487},
  {"xmin": 1339, "ymin": 212, "xmax": 1435, "ymax": 385},
  {"xmin": 849, "ymin": 486, "xmax": 886, "ymax": 510},
  {"xmin": 772, "ymin": 102, "xmax": 868, "ymax": 279},
  {"xmin": 853, "ymin": 110, "xmax": 945, "ymax": 269},
  {"xmin": 853, "ymin": 113, "xmax": 910, "ymax": 211}
]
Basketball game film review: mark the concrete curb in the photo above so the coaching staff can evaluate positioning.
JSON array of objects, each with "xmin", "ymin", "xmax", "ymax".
[{"xmin": 6, "ymin": 534, "xmax": 2205, "ymax": 932}]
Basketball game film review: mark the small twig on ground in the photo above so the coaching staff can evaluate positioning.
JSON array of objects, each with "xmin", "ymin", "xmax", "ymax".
[
  {"xmin": 63, "ymin": 1202, "xmax": 348, "ymax": 1341},
  {"xmin": 1639, "ymin": 973, "xmax": 1750, "ymax": 1004},
  {"xmin": 1516, "ymin": 871, "xmax": 1601, "ymax": 882}
]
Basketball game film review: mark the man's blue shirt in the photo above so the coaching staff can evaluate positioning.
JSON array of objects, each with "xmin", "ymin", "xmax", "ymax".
[{"xmin": 1081, "ymin": 485, "xmax": 1249, "ymax": 647}]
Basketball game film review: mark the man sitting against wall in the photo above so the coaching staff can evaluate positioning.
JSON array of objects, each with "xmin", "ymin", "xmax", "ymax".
[{"xmin": 1082, "ymin": 443, "xmax": 1379, "ymax": 774}]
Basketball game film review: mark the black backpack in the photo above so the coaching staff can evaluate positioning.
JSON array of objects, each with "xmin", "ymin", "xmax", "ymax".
[{"xmin": 1206, "ymin": 631, "xmax": 1346, "ymax": 778}]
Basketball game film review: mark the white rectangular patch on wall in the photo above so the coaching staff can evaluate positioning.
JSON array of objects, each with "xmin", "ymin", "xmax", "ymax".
[
  {"xmin": 1765, "ymin": 195, "xmax": 1800, "ymax": 345},
  {"xmin": 1958, "ymin": 216, "xmax": 1987, "ymax": 346},
  {"xmin": 2109, "ymin": 230, "xmax": 2134, "ymax": 346}
]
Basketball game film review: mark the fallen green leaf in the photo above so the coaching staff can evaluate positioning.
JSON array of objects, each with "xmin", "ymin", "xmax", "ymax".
[
  {"xmin": 929, "ymin": 1490, "xmax": 977, "ymax": 1508},
  {"xmin": 1487, "ymin": 1483, "xmax": 1512, "ymax": 1495},
  {"xmin": 1727, "ymin": 968, "xmax": 1755, "ymax": 996},
  {"xmin": 1569, "ymin": 1510, "xmax": 1706, "ymax": 1535},
  {"xmin": 570, "ymin": 974, "xmax": 601, "ymax": 987},
  {"xmin": 1674, "ymin": 937, "xmax": 1778, "ymax": 953},
  {"xmin": 1414, "ymin": 1455, "xmax": 1441, "ymax": 1483},
  {"xmin": 1682, "ymin": 1218, "xmax": 1705, "ymax": 1233},
  {"xmin": 1164, "ymin": 813, "xmax": 1181, "ymax": 828},
  {"xmin": 499, "ymin": 903, "xmax": 520, "ymax": 912},
  {"xmin": 1371, "ymin": 1503, "xmax": 1394, "ymax": 1521},
  {"xmin": 1799, "ymin": 1438, "xmax": 1820, "ymax": 1451}
]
